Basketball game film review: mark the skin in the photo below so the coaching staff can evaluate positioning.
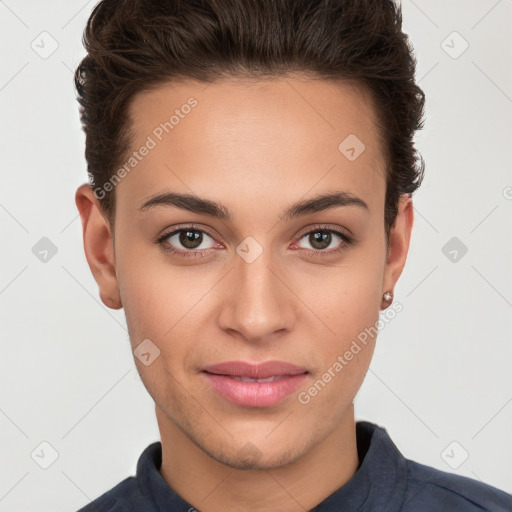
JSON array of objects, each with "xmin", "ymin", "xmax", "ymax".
[{"xmin": 75, "ymin": 75, "xmax": 413, "ymax": 512}]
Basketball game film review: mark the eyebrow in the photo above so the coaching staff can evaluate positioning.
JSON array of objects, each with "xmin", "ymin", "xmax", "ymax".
[{"xmin": 139, "ymin": 190, "xmax": 369, "ymax": 220}]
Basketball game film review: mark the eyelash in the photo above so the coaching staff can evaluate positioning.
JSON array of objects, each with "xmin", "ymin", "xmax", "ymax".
[{"xmin": 155, "ymin": 223, "xmax": 355, "ymax": 259}]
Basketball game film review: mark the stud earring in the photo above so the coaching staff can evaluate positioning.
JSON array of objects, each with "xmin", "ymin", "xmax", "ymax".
[{"xmin": 383, "ymin": 291, "xmax": 392, "ymax": 302}]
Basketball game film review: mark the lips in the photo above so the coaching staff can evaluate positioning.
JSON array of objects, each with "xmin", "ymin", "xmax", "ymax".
[
  {"xmin": 230, "ymin": 375, "xmax": 288, "ymax": 383},
  {"xmin": 201, "ymin": 360, "xmax": 309, "ymax": 379},
  {"xmin": 201, "ymin": 360, "xmax": 309, "ymax": 407}
]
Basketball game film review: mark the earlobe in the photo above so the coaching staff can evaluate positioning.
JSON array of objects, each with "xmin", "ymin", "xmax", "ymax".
[
  {"xmin": 75, "ymin": 184, "xmax": 123, "ymax": 310},
  {"xmin": 381, "ymin": 194, "xmax": 414, "ymax": 308}
]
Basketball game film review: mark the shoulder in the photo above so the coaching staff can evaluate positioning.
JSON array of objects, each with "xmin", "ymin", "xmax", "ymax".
[
  {"xmin": 74, "ymin": 476, "xmax": 149, "ymax": 512},
  {"xmin": 402, "ymin": 458, "xmax": 512, "ymax": 512}
]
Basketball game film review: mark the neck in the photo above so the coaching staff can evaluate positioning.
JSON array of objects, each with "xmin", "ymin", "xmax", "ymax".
[{"xmin": 156, "ymin": 404, "xmax": 359, "ymax": 512}]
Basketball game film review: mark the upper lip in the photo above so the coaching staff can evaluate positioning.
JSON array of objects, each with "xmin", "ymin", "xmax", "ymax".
[{"xmin": 202, "ymin": 360, "xmax": 308, "ymax": 379}]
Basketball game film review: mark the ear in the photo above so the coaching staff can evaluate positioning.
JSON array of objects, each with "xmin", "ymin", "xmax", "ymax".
[
  {"xmin": 75, "ymin": 184, "xmax": 122, "ymax": 310},
  {"xmin": 381, "ymin": 194, "xmax": 414, "ymax": 305}
]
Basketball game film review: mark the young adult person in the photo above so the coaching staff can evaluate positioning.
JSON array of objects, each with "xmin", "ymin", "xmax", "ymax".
[{"xmin": 73, "ymin": 0, "xmax": 512, "ymax": 510}]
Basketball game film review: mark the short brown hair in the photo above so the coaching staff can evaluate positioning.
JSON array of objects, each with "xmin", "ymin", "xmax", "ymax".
[{"xmin": 74, "ymin": 0, "xmax": 425, "ymax": 243}]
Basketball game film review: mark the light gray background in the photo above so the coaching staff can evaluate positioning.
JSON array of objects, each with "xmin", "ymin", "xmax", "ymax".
[{"xmin": 1, "ymin": 1, "xmax": 511, "ymax": 510}]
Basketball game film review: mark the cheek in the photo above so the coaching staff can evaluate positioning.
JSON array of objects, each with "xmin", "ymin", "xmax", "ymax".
[
  {"xmin": 293, "ymin": 242, "xmax": 383, "ymax": 393},
  {"xmin": 119, "ymin": 266, "xmax": 196, "ymax": 341},
  {"xmin": 116, "ymin": 262, "xmax": 203, "ymax": 402},
  {"xmin": 296, "ymin": 252, "xmax": 383, "ymax": 341},
  {"xmin": 116, "ymin": 242, "xmax": 167, "ymax": 345},
  {"xmin": 297, "ymin": 285, "xmax": 379, "ymax": 418},
  {"xmin": 116, "ymin": 245, "xmax": 219, "ymax": 368}
]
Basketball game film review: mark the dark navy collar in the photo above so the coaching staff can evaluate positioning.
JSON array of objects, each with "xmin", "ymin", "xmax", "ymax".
[{"xmin": 135, "ymin": 420, "xmax": 408, "ymax": 511}]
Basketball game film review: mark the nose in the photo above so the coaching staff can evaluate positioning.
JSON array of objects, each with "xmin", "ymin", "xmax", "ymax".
[{"xmin": 217, "ymin": 248, "xmax": 296, "ymax": 344}]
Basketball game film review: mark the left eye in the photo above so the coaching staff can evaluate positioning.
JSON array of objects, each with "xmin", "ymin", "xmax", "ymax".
[{"xmin": 296, "ymin": 229, "xmax": 350, "ymax": 252}]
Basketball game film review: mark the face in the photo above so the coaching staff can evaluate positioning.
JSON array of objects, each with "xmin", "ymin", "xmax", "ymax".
[{"xmin": 77, "ymin": 75, "xmax": 412, "ymax": 471}]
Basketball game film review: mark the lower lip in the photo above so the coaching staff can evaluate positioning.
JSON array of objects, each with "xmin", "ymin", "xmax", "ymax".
[{"xmin": 201, "ymin": 372, "xmax": 308, "ymax": 407}]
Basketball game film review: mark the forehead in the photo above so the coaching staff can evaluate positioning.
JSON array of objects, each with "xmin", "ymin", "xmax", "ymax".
[{"xmin": 117, "ymin": 76, "xmax": 386, "ymax": 216}]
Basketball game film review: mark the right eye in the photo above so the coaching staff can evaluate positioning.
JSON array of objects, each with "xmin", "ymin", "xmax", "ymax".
[{"xmin": 156, "ymin": 225, "xmax": 221, "ymax": 258}]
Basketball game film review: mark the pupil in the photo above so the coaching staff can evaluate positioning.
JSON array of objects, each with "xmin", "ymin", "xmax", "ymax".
[
  {"xmin": 180, "ymin": 230, "xmax": 202, "ymax": 249},
  {"xmin": 311, "ymin": 231, "xmax": 331, "ymax": 250}
]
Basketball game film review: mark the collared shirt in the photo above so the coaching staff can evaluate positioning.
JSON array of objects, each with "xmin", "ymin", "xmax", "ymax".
[{"xmin": 76, "ymin": 421, "xmax": 511, "ymax": 511}]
